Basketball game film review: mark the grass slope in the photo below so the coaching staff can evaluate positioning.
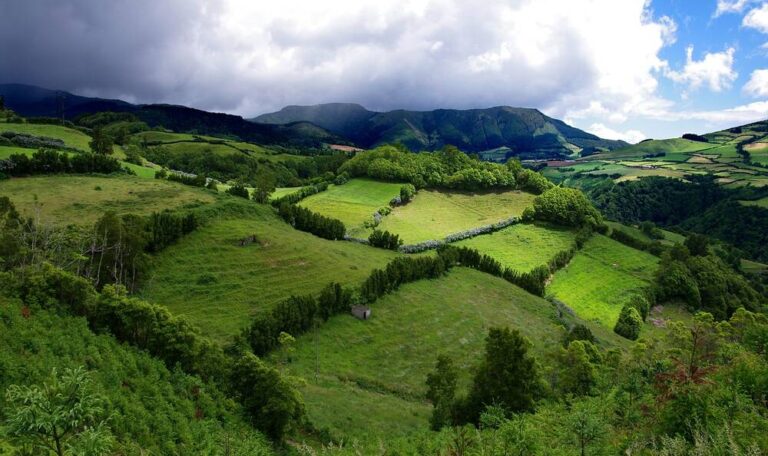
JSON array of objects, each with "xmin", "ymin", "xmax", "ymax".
[
  {"xmin": 283, "ymin": 268, "xmax": 623, "ymax": 440},
  {"xmin": 140, "ymin": 202, "xmax": 399, "ymax": 341},
  {"xmin": 376, "ymin": 189, "xmax": 536, "ymax": 243},
  {"xmin": 455, "ymin": 222, "xmax": 575, "ymax": 272},
  {"xmin": 0, "ymin": 122, "xmax": 93, "ymax": 151},
  {"xmin": 298, "ymin": 179, "xmax": 404, "ymax": 236},
  {"xmin": 547, "ymin": 234, "xmax": 659, "ymax": 328},
  {"xmin": 0, "ymin": 175, "xmax": 216, "ymax": 225},
  {"xmin": 0, "ymin": 297, "xmax": 270, "ymax": 455}
]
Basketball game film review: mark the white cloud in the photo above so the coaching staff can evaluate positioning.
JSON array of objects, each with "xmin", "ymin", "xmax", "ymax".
[
  {"xmin": 665, "ymin": 46, "xmax": 737, "ymax": 93},
  {"xmin": 587, "ymin": 123, "xmax": 646, "ymax": 143},
  {"xmin": 744, "ymin": 69, "xmax": 768, "ymax": 97},
  {"xmin": 714, "ymin": 0, "xmax": 754, "ymax": 17},
  {"xmin": 744, "ymin": 3, "xmax": 768, "ymax": 33}
]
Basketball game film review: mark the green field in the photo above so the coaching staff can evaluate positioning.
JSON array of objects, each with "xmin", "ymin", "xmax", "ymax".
[
  {"xmin": 376, "ymin": 189, "xmax": 536, "ymax": 243},
  {"xmin": 0, "ymin": 175, "xmax": 216, "ymax": 225},
  {"xmin": 0, "ymin": 122, "xmax": 93, "ymax": 151},
  {"xmin": 0, "ymin": 143, "xmax": 156, "ymax": 177},
  {"xmin": 271, "ymin": 186, "xmax": 301, "ymax": 200},
  {"xmin": 547, "ymin": 234, "xmax": 659, "ymax": 328},
  {"xmin": 298, "ymin": 179, "xmax": 404, "ymax": 236},
  {"xmin": 455, "ymin": 222, "xmax": 575, "ymax": 272},
  {"xmin": 282, "ymin": 267, "xmax": 622, "ymax": 440},
  {"xmin": 741, "ymin": 197, "xmax": 768, "ymax": 208},
  {"xmin": 140, "ymin": 203, "xmax": 399, "ymax": 341},
  {"xmin": 605, "ymin": 221, "xmax": 686, "ymax": 246},
  {"xmin": 0, "ymin": 145, "xmax": 35, "ymax": 159},
  {"xmin": 598, "ymin": 138, "xmax": 715, "ymax": 159}
]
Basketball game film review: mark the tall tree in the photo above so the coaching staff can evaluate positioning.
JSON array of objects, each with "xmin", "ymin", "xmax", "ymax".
[
  {"xmin": 3, "ymin": 367, "xmax": 114, "ymax": 456},
  {"xmin": 426, "ymin": 355, "xmax": 459, "ymax": 430},
  {"xmin": 465, "ymin": 327, "xmax": 542, "ymax": 422},
  {"xmin": 89, "ymin": 128, "xmax": 113, "ymax": 155}
]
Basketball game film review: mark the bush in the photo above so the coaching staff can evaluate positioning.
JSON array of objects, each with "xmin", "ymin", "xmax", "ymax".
[
  {"xmin": 368, "ymin": 229, "xmax": 403, "ymax": 250},
  {"xmin": 400, "ymin": 184, "xmax": 416, "ymax": 203},
  {"xmin": 226, "ymin": 183, "xmax": 250, "ymax": 199},
  {"xmin": 333, "ymin": 171, "xmax": 350, "ymax": 185},
  {"xmin": 614, "ymin": 305, "xmax": 642, "ymax": 340}
]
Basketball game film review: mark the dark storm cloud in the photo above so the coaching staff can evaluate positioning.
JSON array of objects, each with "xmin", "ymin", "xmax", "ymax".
[{"xmin": 0, "ymin": 0, "xmax": 669, "ymax": 128}]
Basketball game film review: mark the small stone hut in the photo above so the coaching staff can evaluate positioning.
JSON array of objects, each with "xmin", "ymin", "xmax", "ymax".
[{"xmin": 351, "ymin": 305, "xmax": 371, "ymax": 320}]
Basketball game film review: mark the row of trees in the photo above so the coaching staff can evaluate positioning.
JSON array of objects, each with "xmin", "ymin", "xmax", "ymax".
[
  {"xmin": 1, "ymin": 149, "xmax": 123, "ymax": 176},
  {"xmin": 277, "ymin": 203, "xmax": 345, "ymax": 240},
  {"xmin": 270, "ymin": 182, "xmax": 329, "ymax": 206},
  {"xmin": 246, "ymin": 283, "xmax": 353, "ymax": 356}
]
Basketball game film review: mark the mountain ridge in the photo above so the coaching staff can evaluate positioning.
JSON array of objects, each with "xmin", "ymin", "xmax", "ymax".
[{"xmin": 253, "ymin": 103, "xmax": 628, "ymax": 159}]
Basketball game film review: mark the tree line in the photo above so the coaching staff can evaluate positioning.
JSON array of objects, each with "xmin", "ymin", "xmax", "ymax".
[
  {"xmin": 0, "ymin": 149, "xmax": 124, "ymax": 177},
  {"xmin": 277, "ymin": 203, "xmax": 345, "ymax": 240}
]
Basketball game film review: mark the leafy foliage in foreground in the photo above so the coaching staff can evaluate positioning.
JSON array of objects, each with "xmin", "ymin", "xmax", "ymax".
[{"xmin": 0, "ymin": 296, "xmax": 272, "ymax": 454}]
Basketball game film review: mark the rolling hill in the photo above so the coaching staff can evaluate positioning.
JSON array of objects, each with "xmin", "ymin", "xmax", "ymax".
[
  {"xmin": 253, "ymin": 103, "xmax": 628, "ymax": 158},
  {"xmin": 0, "ymin": 84, "xmax": 342, "ymax": 147}
]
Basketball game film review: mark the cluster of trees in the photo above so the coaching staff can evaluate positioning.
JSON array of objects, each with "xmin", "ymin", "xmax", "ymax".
[
  {"xmin": 368, "ymin": 229, "xmax": 403, "ymax": 250},
  {"xmin": 654, "ymin": 240, "xmax": 762, "ymax": 320},
  {"xmin": 339, "ymin": 145, "xmax": 519, "ymax": 191},
  {"xmin": 143, "ymin": 142, "xmax": 348, "ymax": 188},
  {"xmin": 277, "ymin": 203, "xmax": 345, "ymax": 240},
  {"xmin": 414, "ymin": 309, "xmax": 768, "ymax": 454},
  {"xmin": 529, "ymin": 186, "xmax": 603, "ymax": 228},
  {"xmin": 1, "ymin": 149, "xmax": 123, "ymax": 176},
  {"xmin": 426, "ymin": 327, "xmax": 543, "ymax": 428}
]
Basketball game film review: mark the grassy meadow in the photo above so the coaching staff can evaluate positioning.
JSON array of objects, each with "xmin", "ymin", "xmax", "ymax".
[
  {"xmin": 298, "ymin": 179, "xmax": 404, "ymax": 236},
  {"xmin": 547, "ymin": 234, "xmax": 659, "ymax": 328},
  {"xmin": 283, "ymin": 267, "xmax": 621, "ymax": 440},
  {"xmin": 375, "ymin": 189, "xmax": 536, "ymax": 243},
  {"xmin": 0, "ymin": 175, "xmax": 216, "ymax": 225},
  {"xmin": 140, "ymin": 203, "xmax": 399, "ymax": 341},
  {"xmin": 455, "ymin": 222, "xmax": 575, "ymax": 272},
  {"xmin": 0, "ymin": 122, "xmax": 93, "ymax": 151}
]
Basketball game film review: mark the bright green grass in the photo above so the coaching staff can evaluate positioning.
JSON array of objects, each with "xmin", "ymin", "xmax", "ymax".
[
  {"xmin": 605, "ymin": 221, "xmax": 685, "ymax": 246},
  {"xmin": 0, "ymin": 145, "xmax": 35, "ymax": 159},
  {"xmin": 454, "ymin": 222, "xmax": 575, "ymax": 272},
  {"xmin": 140, "ymin": 204, "xmax": 399, "ymax": 341},
  {"xmin": 0, "ymin": 175, "xmax": 217, "ymax": 225},
  {"xmin": 0, "ymin": 122, "xmax": 92, "ymax": 151},
  {"xmin": 604, "ymin": 138, "xmax": 716, "ymax": 159},
  {"xmin": 298, "ymin": 179, "xmax": 404, "ymax": 236},
  {"xmin": 376, "ymin": 189, "xmax": 536, "ymax": 243},
  {"xmin": 270, "ymin": 187, "xmax": 301, "ymax": 200},
  {"xmin": 547, "ymin": 234, "xmax": 659, "ymax": 328},
  {"xmin": 282, "ymin": 268, "xmax": 623, "ymax": 440},
  {"xmin": 741, "ymin": 197, "xmax": 768, "ymax": 208},
  {"xmin": 742, "ymin": 259, "xmax": 768, "ymax": 274}
]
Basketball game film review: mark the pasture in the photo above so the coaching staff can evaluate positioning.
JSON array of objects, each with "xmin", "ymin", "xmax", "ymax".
[
  {"xmin": 0, "ymin": 175, "xmax": 216, "ymax": 225},
  {"xmin": 0, "ymin": 122, "xmax": 93, "ymax": 151},
  {"xmin": 455, "ymin": 222, "xmax": 575, "ymax": 272},
  {"xmin": 283, "ymin": 268, "xmax": 620, "ymax": 440},
  {"xmin": 547, "ymin": 234, "xmax": 659, "ymax": 328},
  {"xmin": 375, "ymin": 189, "xmax": 536, "ymax": 243},
  {"xmin": 140, "ymin": 203, "xmax": 399, "ymax": 341},
  {"xmin": 298, "ymin": 179, "xmax": 404, "ymax": 236}
]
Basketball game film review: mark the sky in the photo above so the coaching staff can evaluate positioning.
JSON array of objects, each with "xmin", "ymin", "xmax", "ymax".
[{"xmin": 0, "ymin": 0, "xmax": 767, "ymax": 143}]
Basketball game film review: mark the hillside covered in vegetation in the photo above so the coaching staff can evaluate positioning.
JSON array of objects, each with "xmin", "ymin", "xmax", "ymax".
[{"xmin": 1, "ymin": 102, "xmax": 767, "ymax": 455}]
